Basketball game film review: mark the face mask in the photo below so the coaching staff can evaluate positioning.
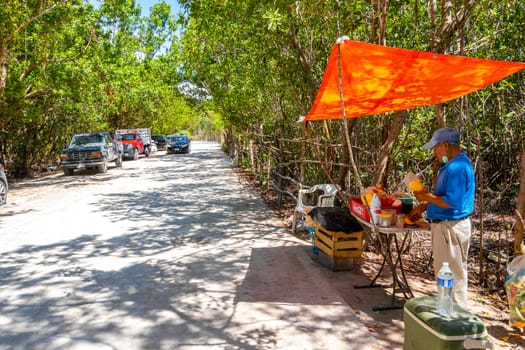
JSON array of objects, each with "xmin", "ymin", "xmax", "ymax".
[{"xmin": 441, "ymin": 156, "xmax": 449, "ymax": 164}]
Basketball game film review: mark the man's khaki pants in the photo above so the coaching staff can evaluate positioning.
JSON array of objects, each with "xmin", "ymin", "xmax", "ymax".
[{"xmin": 432, "ymin": 218, "xmax": 471, "ymax": 310}]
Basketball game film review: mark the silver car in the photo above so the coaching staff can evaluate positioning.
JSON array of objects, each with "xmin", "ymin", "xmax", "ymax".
[{"xmin": 0, "ymin": 163, "xmax": 7, "ymax": 206}]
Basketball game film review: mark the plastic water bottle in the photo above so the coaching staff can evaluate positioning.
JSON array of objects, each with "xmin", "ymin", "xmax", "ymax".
[
  {"xmin": 306, "ymin": 226, "xmax": 319, "ymax": 255},
  {"xmin": 370, "ymin": 193, "xmax": 382, "ymax": 225},
  {"xmin": 436, "ymin": 262, "xmax": 454, "ymax": 317}
]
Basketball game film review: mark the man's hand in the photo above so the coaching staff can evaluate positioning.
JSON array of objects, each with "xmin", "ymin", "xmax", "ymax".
[
  {"xmin": 414, "ymin": 189, "xmax": 452, "ymax": 209},
  {"xmin": 413, "ymin": 189, "xmax": 428, "ymax": 202},
  {"xmin": 408, "ymin": 202, "xmax": 428, "ymax": 221}
]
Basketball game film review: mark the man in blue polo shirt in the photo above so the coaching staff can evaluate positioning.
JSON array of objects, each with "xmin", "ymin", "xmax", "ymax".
[{"xmin": 410, "ymin": 127, "xmax": 475, "ymax": 310}]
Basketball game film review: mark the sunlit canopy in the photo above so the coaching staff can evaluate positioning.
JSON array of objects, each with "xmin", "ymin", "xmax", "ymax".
[{"xmin": 304, "ymin": 39, "xmax": 525, "ymax": 121}]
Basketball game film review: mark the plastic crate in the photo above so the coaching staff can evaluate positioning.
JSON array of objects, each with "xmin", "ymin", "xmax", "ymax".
[
  {"xmin": 350, "ymin": 197, "xmax": 402, "ymax": 223},
  {"xmin": 349, "ymin": 197, "xmax": 371, "ymax": 222}
]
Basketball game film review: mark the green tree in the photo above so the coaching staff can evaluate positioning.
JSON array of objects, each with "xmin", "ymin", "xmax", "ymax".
[{"xmin": 0, "ymin": 0, "xmax": 99, "ymax": 176}]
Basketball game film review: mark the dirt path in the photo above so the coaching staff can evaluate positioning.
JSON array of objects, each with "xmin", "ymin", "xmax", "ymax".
[{"xmin": 0, "ymin": 142, "xmax": 379, "ymax": 350}]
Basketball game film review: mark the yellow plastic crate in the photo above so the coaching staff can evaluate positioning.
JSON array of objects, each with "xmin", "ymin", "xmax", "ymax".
[{"xmin": 314, "ymin": 226, "xmax": 363, "ymax": 258}]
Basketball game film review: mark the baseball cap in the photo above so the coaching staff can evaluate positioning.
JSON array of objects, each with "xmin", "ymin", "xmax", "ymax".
[{"xmin": 423, "ymin": 127, "xmax": 461, "ymax": 150}]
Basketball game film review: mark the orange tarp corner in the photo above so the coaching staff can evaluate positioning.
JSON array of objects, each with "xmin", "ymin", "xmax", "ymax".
[{"xmin": 304, "ymin": 39, "xmax": 525, "ymax": 121}]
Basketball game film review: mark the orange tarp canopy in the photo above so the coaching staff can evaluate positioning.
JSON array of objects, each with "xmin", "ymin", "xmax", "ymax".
[{"xmin": 305, "ymin": 39, "xmax": 525, "ymax": 121}]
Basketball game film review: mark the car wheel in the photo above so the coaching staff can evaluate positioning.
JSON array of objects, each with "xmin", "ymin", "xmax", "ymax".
[
  {"xmin": 133, "ymin": 148, "xmax": 139, "ymax": 160},
  {"xmin": 0, "ymin": 179, "xmax": 7, "ymax": 205},
  {"xmin": 63, "ymin": 168, "xmax": 74, "ymax": 176},
  {"xmin": 115, "ymin": 153, "xmax": 123, "ymax": 167},
  {"xmin": 98, "ymin": 159, "xmax": 108, "ymax": 173}
]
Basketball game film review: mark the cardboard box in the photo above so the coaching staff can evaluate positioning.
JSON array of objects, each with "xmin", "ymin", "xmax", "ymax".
[{"xmin": 404, "ymin": 296, "xmax": 490, "ymax": 350}]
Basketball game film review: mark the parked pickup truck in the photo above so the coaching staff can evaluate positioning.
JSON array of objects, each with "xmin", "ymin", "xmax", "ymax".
[
  {"xmin": 115, "ymin": 128, "xmax": 151, "ymax": 160},
  {"xmin": 60, "ymin": 132, "xmax": 123, "ymax": 175}
]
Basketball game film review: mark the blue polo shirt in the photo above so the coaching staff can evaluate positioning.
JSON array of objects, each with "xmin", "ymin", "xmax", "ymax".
[{"xmin": 427, "ymin": 152, "xmax": 475, "ymax": 220}]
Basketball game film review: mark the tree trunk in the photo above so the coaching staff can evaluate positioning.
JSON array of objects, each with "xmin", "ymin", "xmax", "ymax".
[
  {"xmin": 0, "ymin": 46, "xmax": 7, "ymax": 91},
  {"xmin": 300, "ymin": 125, "xmax": 306, "ymax": 186},
  {"xmin": 373, "ymin": 111, "xmax": 406, "ymax": 186},
  {"xmin": 514, "ymin": 149, "xmax": 525, "ymax": 255}
]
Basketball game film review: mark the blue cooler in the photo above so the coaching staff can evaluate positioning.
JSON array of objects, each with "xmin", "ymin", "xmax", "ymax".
[{"xmin": 404, "ymin": 296, "xmax": 492, "ymax": 349}]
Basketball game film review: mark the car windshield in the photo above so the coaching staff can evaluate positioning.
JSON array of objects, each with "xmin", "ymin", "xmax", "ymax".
[
  {"xmin": 70, "ymin": 134, "xmax": 103, "ymax": 146},
  {"xmin": 121, "ymin": 134, "xmax": 136, "ymax": 141},
  {"xmin": 169, "ymin": 135, "xmax": 187, "ymax": 142}
]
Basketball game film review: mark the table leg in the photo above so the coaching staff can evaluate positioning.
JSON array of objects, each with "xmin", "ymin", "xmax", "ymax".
[
  {"xmin": 392, "ymin": 232, "xmax": 414, "ymax": 299},
  {"xmin": 354, "ymin": 230, "xmax": 414, "ymax": 311},
  {"xmin": 354, "ymin": 234, "xmax": 391, "ymax": 290}
]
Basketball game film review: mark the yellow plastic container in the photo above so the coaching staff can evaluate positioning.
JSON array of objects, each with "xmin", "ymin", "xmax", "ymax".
[{"xmin": 378, "ymin": 211, "xmax": 394, "ymax": 227}]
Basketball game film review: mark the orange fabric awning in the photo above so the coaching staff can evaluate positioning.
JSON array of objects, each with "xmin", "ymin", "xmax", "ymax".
[{"xmin": 304, "ymin": 38, "xmax": 525, "ymax": 121}]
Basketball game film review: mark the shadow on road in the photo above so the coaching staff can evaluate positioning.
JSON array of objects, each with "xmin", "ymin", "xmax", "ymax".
[{"xmin": 1, "ymin": 144, "xmax": 378, "ymax": 349}]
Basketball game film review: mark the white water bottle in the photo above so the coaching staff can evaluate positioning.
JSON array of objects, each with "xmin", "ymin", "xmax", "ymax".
[
  {"xmin": 436, "ymin": 262, "xmax": 454, "ymax": 317},
  {"xmin": 370, "ymin": 193, "xmax": 381, "ymax": 225}
]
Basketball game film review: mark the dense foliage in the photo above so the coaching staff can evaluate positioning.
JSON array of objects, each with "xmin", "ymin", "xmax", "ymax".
[
  {"xmin": 179, "ymin": 0, "xmax": 524, "ymax": 211},
  {"xmin": 0, "ymin": 0, "xmax": 523, "ymax": 216}
]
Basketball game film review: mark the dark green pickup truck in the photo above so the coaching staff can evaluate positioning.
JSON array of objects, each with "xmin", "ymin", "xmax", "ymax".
[{"xmin": 59, "ymin": 132, "xmax": 123, "ymax": 175}]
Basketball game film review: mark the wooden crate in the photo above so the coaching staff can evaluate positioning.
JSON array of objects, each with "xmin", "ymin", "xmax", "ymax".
[
  {"xmin": 318, "ymin": 250, "xmax": 355, "ymax": 271},
  {"xmin": 314, "ymin": 226, "xmax": 363, "ymax": 258}
]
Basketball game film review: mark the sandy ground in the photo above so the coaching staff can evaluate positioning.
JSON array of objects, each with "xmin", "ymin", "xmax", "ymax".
[{"xmin": 314, "ymin": 251, "xmax": 523, "ymax": 349}]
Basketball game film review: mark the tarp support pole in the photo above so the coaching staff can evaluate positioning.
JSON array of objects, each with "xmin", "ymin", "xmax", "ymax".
[{"xmin": 336, "ymin": 38, "xmax": 364, "ymax": 200}]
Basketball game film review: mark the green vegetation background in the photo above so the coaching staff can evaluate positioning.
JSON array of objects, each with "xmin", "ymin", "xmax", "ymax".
[{"xmin": 0, "ymin": 0, "xmax": 523, "ymax": 213}]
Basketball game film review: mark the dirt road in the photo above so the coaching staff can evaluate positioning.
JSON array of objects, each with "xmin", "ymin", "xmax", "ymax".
[{"xmin": 0, "ymin": 142, "xmax": 379, "ymax": 350}]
